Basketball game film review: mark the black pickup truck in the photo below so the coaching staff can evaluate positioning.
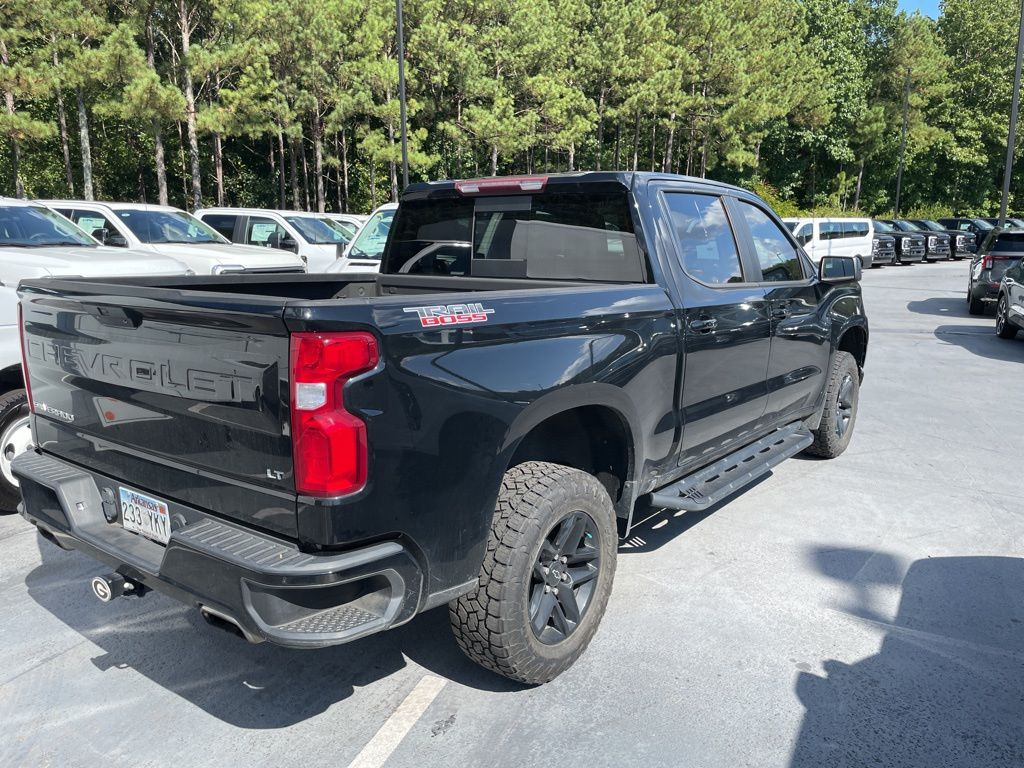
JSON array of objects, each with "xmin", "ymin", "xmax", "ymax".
[{"xmin": 14, "ymin": 173, "xmax": 868, "ymax": 684}]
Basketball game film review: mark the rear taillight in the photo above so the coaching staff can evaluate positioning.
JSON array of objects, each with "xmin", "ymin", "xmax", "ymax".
[
  {"xmin": 17, "ymin": 304, "xmax": 33, "ymax": 412},
  {"xmin": 981, "ymin": 255, "xmax": 1009, "ymax": 269},
  {"xmin": 290, "ymin": 332, "xmax": 378, "ymax": 497}
]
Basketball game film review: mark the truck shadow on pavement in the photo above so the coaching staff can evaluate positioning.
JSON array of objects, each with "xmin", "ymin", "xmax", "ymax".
[
  {"xmin": 790, "ymin": 547, "xmax": 1024, "ymax": 768},
  {"xmin": 905, "ymin": 296, "xmax": 976, "ymax": 317},
  {"xmin": 24, "ymin": 536, "xmax": 522, "ymax": 729},
  {"xmin": 933, "ymin": 324, "xmax": 1024, "ymax": 363}
]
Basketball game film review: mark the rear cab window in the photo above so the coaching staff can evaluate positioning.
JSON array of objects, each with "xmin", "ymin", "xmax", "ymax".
[
  {"xmin": 384, "ymin": 186, "xmax": 646, "ymax": 282},
  {"xmin": 662, "ymin": 193, "xmax": 743, "ymax": 285}
]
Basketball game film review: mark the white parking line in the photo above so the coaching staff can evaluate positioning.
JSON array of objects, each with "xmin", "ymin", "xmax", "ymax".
[{"xmin": 346, "ymin": 674, "xmax": 448, "ymax": 768}]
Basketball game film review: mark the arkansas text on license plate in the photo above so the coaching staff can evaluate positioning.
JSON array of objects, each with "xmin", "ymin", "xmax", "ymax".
[{"xmin": 119, "ymin": 487, "xmax": 171, "ymax": 545}]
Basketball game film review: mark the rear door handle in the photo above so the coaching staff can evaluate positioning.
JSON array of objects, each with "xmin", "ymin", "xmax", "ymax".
[{"xmin": 689, "ymin": 317, "xmax": 718, "ymax": 332}]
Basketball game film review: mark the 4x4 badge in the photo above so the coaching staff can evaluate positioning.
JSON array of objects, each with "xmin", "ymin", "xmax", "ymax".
[{"xmin": 403, "ymin": 303, "xmax": 495, "ymax": 328}]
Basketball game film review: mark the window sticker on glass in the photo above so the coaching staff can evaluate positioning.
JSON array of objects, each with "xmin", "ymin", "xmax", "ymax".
[
  {"xmin": 77, "ymin": 216, "xmax": 107, "ymax": 233},
  {"xmin": 250, "ymin": 222, "xmax": 278, "ymax": 243}
]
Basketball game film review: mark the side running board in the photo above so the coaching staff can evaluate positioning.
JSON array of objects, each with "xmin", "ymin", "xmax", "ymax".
[{"xmin": 650, "ymin": 422, "xmax": 813, "ymax": 512}]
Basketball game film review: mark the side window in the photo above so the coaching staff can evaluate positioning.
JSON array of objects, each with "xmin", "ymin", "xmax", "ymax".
[
  {"xmin": 793, "ymin": 223, "xmax": 812, "ymax": 245},
  {"xmin": 736, "ymin": 201, "xmax": 806, "ymax": 282},
  {"xmin": 663, "ymin": 193, "xmax": 744, "ymax": 285},
  {"xmin": 70, "ymin": 210, "xmax": 118, "ymax": 240},
  {"xmin": 203, "ymin": 214, "xmax": 237, "ymax": 240},
  {"xmin": 246, "ymin": 216, "xmax": 286, "ymax": 247},
  {"xmin": 842, "ymin": 221, "xmax": 869, "ymax": 238},
  {"xmin": 820, "ymin": 222, "xmax": 842, "ymax": 241}
]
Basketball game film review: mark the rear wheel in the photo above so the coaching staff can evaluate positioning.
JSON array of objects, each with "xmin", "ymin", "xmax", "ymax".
[
  {"xmin": 449, "ymin": 461, "xmax": 617, "ymax": 684},
  {"xmin": 968, "ymin": 287, "xmax": 986, "ymax": 316},
  {"xmin": 996, "ymin": 295, "xmax": 1018, "ymax": 339},
  {"xmin": 0, "ymin": 389, "xmax": 31, "ymax": 512},
  {"xmin": 805, "ymin": 351, "xmax": 859, "ymax": 459}
]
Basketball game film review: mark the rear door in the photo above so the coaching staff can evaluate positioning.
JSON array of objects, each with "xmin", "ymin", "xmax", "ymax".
[
  {"xmin": 656, "ymin": 187, "xmax": 771, "ymax": 467},
  {"xmin": 21, "ymin": 283, "xmax": 297, "ymax": 536}
]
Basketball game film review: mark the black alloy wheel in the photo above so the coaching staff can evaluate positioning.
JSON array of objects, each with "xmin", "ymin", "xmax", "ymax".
[{"xmin": 529, "ymin": 511, "xmax": 601, "ymax": 645}]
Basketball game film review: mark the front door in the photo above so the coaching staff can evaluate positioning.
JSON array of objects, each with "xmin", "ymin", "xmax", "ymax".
[
  {"xmin": 658, "ymin": 189, "xmax": 771, "ymax": 469},
  {"xmin": 730, "ymin": 198, "xmax": 831, "ymax": 425}
]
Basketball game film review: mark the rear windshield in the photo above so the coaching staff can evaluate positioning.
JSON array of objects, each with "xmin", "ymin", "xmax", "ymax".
[
  {"xmin": 985, "ymin": 231, "xmax": 1024, "ymax": 253},
  {"xmin": 383, "ymin": 188, "xmax": 645, "ymax": 282}
]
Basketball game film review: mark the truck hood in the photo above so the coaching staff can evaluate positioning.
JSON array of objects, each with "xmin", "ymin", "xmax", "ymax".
[
  {"xmin": 0, "ymin": 245, "xmax": 189, "ymax": 281},
  {"xmin": 136, "ymin": 242, "xmax": 306, "ymax": 273}
]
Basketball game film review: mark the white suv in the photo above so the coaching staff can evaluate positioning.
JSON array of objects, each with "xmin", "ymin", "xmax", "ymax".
[
  {"xmin": 0, "ymin": 198, "xmax": 191, "ymax": 508},
  {"xmin": 195, "ymin": 208, "xmax": 380, "ymax": 273},
  {"xmin": 43, "ymin": 201, "xmax": 306, "ymax": 275}
]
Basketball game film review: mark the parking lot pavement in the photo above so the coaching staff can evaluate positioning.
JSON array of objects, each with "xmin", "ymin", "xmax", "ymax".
[{"xmin": 1, "ymin": 260, "xmax": 1021, "ymax": 768}]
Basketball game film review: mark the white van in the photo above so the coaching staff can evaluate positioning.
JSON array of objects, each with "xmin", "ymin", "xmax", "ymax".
[
  {"xmin": 782, "ymin": 217, "xmax": 875, "ymax": 267},
  {"xmin": 195, "ymin": 207, "xmax": 380, "ymax": 273},
  {"xmin": 43, "ymin": 201, "xmax": 306, "ymax": 275}
]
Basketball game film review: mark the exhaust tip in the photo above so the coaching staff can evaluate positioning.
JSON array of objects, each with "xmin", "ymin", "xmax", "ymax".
[{"xmin": 200, "ymin": 606, "xmax": 259, "ymax": 643}]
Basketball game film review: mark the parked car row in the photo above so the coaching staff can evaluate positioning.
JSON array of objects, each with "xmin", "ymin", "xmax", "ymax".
[
  {"xmin": 783, "ymin": 216, "xmax": 976, "ymax": 268},
  {"xmin": 0, "ymin": 196, "xmax": 393, "ymax": 505}
]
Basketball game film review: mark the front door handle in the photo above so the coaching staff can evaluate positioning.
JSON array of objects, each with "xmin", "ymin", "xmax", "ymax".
[
  {"xmin": 689, "ymin": 317, "xmax": 718, "ymax": 333},
  {"xmin": 771, "ymin": 308, "xmax": 791, "ymax": 320}
]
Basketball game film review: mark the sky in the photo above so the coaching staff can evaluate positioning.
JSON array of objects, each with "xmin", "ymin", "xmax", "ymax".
[{"xmin": 899, "ymin": 0, "xmax": 942, "ymax": 18}]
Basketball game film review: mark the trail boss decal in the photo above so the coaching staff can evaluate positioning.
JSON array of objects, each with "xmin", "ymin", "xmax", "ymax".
[{"xmin": 404, "ymin": 303, "xmax": 495, "ymax": 328}]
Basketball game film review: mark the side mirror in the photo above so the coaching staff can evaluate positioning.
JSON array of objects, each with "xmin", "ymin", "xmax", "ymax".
[
  {"xmin": 819, "ymin": 255, "xmax": 861, "ymax": 283},
  {"xmin": 91, "ymin": 227, "xmax": 108, "ymax": 244},
  {"xmin": 107, "ymin": 232, "xmax": 128, "ymax": 248},
  {"xmin": 280, "ymin": 236, "xmax": 299, "ymax": 253},
  {"xmin": 266, "ymin": 231, "xmax": 282, "ymax": 249}
]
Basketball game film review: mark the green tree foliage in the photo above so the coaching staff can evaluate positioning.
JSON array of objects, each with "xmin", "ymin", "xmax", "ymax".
[{"xmin": 0, "ymin": 0, "xmax": 1020, "ymax": 215}]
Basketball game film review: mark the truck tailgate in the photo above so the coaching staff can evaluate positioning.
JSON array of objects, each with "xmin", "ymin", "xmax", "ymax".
[{"xmin": 20, "ymin": 285, "xmax": 297, "ymax": 537}]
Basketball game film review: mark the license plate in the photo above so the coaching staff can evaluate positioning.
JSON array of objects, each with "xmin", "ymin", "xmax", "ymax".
[{"xmin": 119, "ymin": 487, "xmax": 171, "ymax": 545}]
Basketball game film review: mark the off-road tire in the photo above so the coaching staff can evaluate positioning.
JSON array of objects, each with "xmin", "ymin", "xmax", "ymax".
[
  {"xmin": 0, "ymin": 389, "xmax": 30, "ymax": 511},
  {"xmin": 996, "ymin": 294, "xmax": 1018, "ymax": 339},
  {"xmin": 804, "ymin": 352, "xmax": 859, "ymax": 459},
  {"xmin": 449, "ymin": 461, "xmax": 617, "ymax": 684}
]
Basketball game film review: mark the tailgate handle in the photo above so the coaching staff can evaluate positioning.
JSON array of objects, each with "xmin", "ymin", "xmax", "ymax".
[{"xmin": 83, "ymin": 304, "xmax": 143, "ymax": 328}]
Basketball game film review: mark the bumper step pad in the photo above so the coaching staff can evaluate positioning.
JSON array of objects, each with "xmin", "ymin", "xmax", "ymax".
[{"xmin": 650, "ymin": 422, "xmax": 813, "ymax": 512}]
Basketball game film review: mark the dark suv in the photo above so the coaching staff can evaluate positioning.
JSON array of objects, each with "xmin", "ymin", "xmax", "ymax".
[
  {"xmin": 996, "ymin": 248, "xmax": 1024, "ymax": 339},
  {"xmin": 968, "ymin": 227, "xmax": 1024, "ymax": 315},
  {"xmin": 882, "ymin": 220, "xmax": 950, "ymax": 262},
  {"xmin": 873, "ymin": 220, "xmax": 925, "ymax": 264},
  {"xmin": 938, "ymin": 217, "xmax": 996, "ymax": 242},
  {"xmin": 982, "ymin": 217, "xmax": 1024, "ymax": 228},
  {"xmin": 909, "ymin": 219, "xmax": 976, "ymax": 260}
]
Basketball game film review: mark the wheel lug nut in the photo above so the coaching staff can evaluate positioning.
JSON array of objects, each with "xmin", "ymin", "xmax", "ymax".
[
  {"xmin": 561, "ymin": 556, "xmax": 567, "ymax": 563},
  {"xmin": 544, "ymin": 585, "xmax": 550, "ymax": 593},
  {"xmin": 542, "ymin": 566, "xmax": 549, "ymax": 575},
  {"xmin": 552, "ymin": 588, "xmax": 558, "ymax": 595}
]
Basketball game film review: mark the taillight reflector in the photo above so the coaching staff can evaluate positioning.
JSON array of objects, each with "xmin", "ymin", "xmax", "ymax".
[
  {"xmin": 981, "ymin": 255, "xmax": 1011, "ymax": 269},
  {"xmin": 17, "ymin": 303, "xmax": 34, "ymax": 412},
  {"xmin": 290, "ymin": 332, "xmax": 378, "ymax": 497},
  {"xmin": 454, "ymin": 176, "xmax": 548, "ymax": 195}
]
